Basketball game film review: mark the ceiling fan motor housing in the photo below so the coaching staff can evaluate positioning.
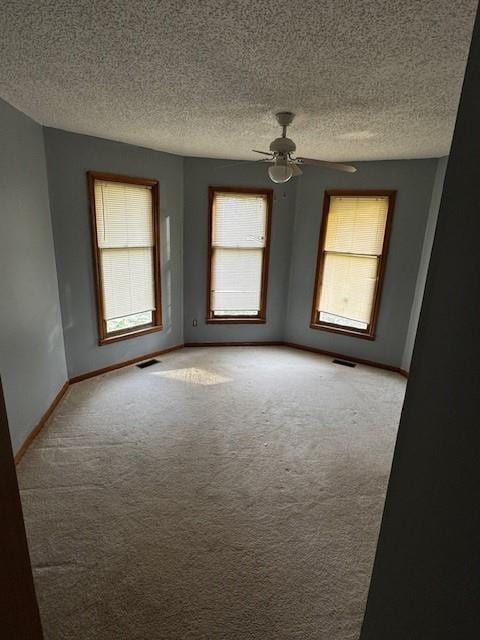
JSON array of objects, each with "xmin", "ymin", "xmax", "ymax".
[
  {"xmin": 269, "ymin": 137, "xmax": 296, "ymax": 154},
  {"xmin": 276, "ymin": 111, "xmax": 295, "ymax": 127}
]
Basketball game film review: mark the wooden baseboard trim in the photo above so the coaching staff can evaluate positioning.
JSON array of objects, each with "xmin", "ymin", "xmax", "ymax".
[
  {"xmin": 185, "ymin": 340, "xmax": 407, "ymax": 376},
  {"xmin": 13, "ymin": 340, "xmax": 406, "ymax": 463},
  {"xmin": 184, "ymin": 341, "xmax": 283, "ymax": 348},
  {"xmin": 69, "ymin": 343, "xmax": 185, "ymax": 384},
  {"xmin": 14, "ymin": 344, "xmax": 184, "ymax": 462},
  {"xmin": 283, "ymin": 342, "xmax": 405, "ymax": 375},
  {"xmin": 15, "ymin": 380, "xmax": 70, "ymax": 464}
]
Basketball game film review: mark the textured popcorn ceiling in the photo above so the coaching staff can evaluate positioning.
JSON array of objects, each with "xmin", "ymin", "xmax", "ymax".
[{"xmin": 0, "ymin": 1, "xmax": 477, "ymax": 160}]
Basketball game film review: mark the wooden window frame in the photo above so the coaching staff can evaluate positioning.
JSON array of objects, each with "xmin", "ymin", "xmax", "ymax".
[
  {"xmin": 206, "ymin": 186, "xmax": 273, "ymax": 324},
  {"xmin": 310, "ymin": 189, "xmax": 396, "ymax": 340},
  {"xmin": 87, "ymin": 171, "xmax": 162, "ymax": 346}
]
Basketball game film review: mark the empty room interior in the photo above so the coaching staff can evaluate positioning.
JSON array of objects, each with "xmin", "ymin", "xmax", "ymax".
[{"xmin": 1, "ymin": 2, "xmax": 480, "ymax": 639}]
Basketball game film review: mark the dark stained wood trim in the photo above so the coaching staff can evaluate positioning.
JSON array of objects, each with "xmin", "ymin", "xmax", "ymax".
[
  {"xmin": 260, "ymin": 188, "xmax": 273, "ymax": 321},
  {"xmin": 14, "ymin": 341, "xmax": 407, "ymax": 465},
  {"xmin": 206, "ymin": 186, "xmax": 273, "ymax": 324},
  {"xmin": 0, "ymin": 378, "xmax": 44, "ymax": 638},
  {"xmin": 14, "ymin": 381, "xmax": 69, "ymax": 464},
  {"xmin": 185, "ymin": 341, "xmax": 408, "ymax": 376},
  {"xmin": 184, "ymin": 341, "xmax": 283, "ymax": 347},
  {"xmin": 309, "ymin": 321, "xmax": 376, "ymax": 340},
  {"xmin": 368, "ymin": 191, "xmax": 396, "ymax": 338},
  {"xmin": 15, "ymin": 345, "xmax": 186, "ymax": 459},
  {"xmin": 86, "ymin": 171, "xmax": 158, "ymax": 187},
  {"xmin": 69, "ymin": 343, "xmax": 184, "ymax": 384},
  {"xmin": 310, "ymin": 190, "xmax": 397, "ymax": 340},
  {"xmin": 151, "ymin": 176, "xmax": 163, "ymax": 335},
  {"xmin": 87, "ymin": 171, "xmax": 105, "ymax": 344},
  {"xmin": 310, "ymin": 190, "xmax": 331, "ymax": 331},
  {"xmin": 98, "ymin": 324, "xmax": 163, "ymax": 345},
  {"xmin": 206, "ymin": 186, "xmax": 215, "ymax": 323},
  {"xmin": 284, "ymin": 341, "xmax": 404, "ymax": 374},
  {"xmin": 87, "ymin": 171, "xmax": 163, "ymax": 346},
  {"xmin": 325, "ymin": 189, "xmax": 397, "ymax": 197},
  {"xmin": 205, "ymin": 316, "xmax": 268, "ymax": 324}
]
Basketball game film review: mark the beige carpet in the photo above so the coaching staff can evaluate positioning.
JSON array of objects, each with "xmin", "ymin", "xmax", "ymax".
[{"xmin": 18, "ymin": 346, "xmax": 405, "ymax": 640}]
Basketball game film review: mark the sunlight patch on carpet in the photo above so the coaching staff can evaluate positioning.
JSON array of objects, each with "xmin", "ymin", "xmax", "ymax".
[{"xmin": 150, "ymin": 367, "xmax": 232, "ymax": 386}]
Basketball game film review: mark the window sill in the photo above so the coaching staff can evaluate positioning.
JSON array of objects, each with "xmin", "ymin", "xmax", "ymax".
[
  {"xmin": 206, "ymin": 317, "xmax": 266, "ymax": 325},
  {"xmin": 99, "ymin": 324, "xmax": 163, "ymax": 346},
  {"xmin": 309, "ymin": 322, "xmax": 375, "ymax": 341}
]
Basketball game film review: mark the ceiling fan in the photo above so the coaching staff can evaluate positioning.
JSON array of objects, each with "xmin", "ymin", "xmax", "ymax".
[{"xmin": 253, "ymin": 112, "xmax": 357, "ymax": 183}]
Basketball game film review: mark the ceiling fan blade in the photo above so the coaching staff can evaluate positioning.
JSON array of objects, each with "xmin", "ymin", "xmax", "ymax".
[
  {"xmin": 215, "ymin": 158, "xmax": 271, "ymax": 170},
  {"xmin": 296, "ymin": 157, "xmax": 357, "ymax": 173},
  {"xmin": 290, "ymin": 163, "xmax": 303, "ymax": 176},
  {"xmin": 252, "ymin": 149, "xmax": 274, "ymax": 156}
]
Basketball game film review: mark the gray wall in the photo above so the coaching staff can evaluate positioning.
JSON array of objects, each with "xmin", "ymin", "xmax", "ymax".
[
  {"xmin": 401, "ymin": 156, "xmax": 448, "ymax": 371},
  {"xmin": 183, "ymin": 157, "xmax": 296, "ymax": 343},
  {"xmin": 0, "ymin": 99, "xmax": 67, "ymax": 452},
  {"xmin": 360, "ymin": 7, "xmax": 480, "ymax": 638},
  {"xmin": 44, "ymin": 128, "xmax": 184, "ymax": 379},
  {"xmin": 284, "ymin": 159, "xmax": 438, "ymax": 368},
  {"xmin": 1, "ymin": 106, "xmax": 446, "ymax": 398}
]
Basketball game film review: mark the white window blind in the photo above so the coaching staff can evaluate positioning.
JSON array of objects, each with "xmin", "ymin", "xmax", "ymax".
[
  {"xmin": 317, "ymin": 195, "xmax": 389, "ymax": 329},
  {"xmin": 211, "ymin": 192, "xmax": 268, "ymax": 316},
  {"xmin": 94, "ymin": 180, "xmax": 156, "ymax": 326}
]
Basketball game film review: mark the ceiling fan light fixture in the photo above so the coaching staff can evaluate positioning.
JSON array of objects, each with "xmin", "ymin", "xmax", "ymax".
[
  {"xmin": 251, "ymin": 112, "xmax": 357, "ymax": 179},
  {"xmin": 268, "ymin": 160, "xmax": 293, "ymax": 183}
]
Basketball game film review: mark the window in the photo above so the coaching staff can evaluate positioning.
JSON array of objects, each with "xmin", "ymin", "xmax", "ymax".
[
  {"xmin": 207, "ymin": 187, "xmax": 272, "ymax": 323},
  {"xmin": 88, "ymin": 172, "xmax": 162, "ymax": 345},
  {"xmin": 311, "ymin": 190, "xmax": 395, "ymax": 340}
]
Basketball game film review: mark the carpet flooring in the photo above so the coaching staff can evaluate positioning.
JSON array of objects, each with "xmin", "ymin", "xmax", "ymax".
[{"xmin": 18, "ymin": 346, "xmax": 406, "ymax": 640}]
